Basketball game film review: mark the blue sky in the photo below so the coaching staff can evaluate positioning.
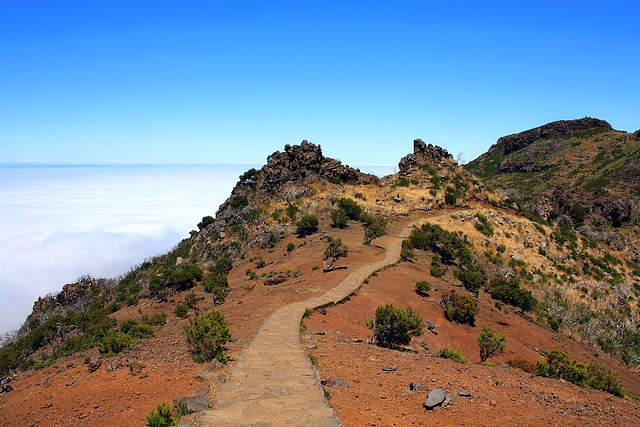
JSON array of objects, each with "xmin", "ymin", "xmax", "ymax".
[{"xmin": 1, "ymin": 0, "xmax": 639, "ymax": 166}]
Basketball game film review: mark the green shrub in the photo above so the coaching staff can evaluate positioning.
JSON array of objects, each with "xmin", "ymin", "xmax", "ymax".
[
  {"xmin": 537, "ymin": 350, "xmax": 625, "ymax": 397},
  {"xmin": 487, "ymin": 275, "xmax": 537, "ymax": 312},
  {"xmin": 474, "ymin": 213, "xmax": 494, "ymax": 236},
  {"xmin": 286, "ymin": 243, "xmax": 295, "ymax": 252},
  {"xmin": 336, "ymin": 198, "xmax": 362, "ymax": 220},
  {"xmin": 255, "ymin": 259, "xmax": 266, "ymax": 268},
  {"xmin": 415, "ymin": 280, "xmax": 432, "ymax": 294},
  {"xmin": 477, "ymin": 324, "xmax": 506, "ymax": 362},
  {"xmin": 430, "ymin": 264, "xmax": 444, "ymax": 278},
  {"xmin": 438, "ymin": 347, "xmax": 467, "ymax": 364},
  {"xmin": 230, "ymin": 195, "xmax": 249, "ymax": 209},
  {"xmin": 400, "ymin": 240, "xmax": 414, "ymax": 260},
  {"xmin": 409, "ymin": 223, "xmax": 469, "ymax": 266},
  {"xmin": 286, "ymin": 203, "xmax": 300, "ymax": 220},
  {"xmin": 454, "ymin": 264, "xmax": 487, "ymax": 295},
  {"xmin": 441, "ymin": 290, "xmax": 479, "ymax": 325},
  {"xmin": 296, "ymin": 215, "xmax": 319, "ymax": 236},
  {"xmin": 197, "ymin": 215, "xmax": 215, "ymax": 231},
  {"xmin": 127, "ymin": 323, "xmax": 156, "ymax": 339},
  {"xmin": 203, "ymin": 272, "xmax": 228, "ymax": 303},
  {"xmin": 496, "ymin": 244, "xmax": 506, "ymax": 253},
  {"xmin": 174, "ymin": 303, "xmax": 189, "ymax": 319},
  {"xmin": 146, "ymin": 402, "xmax": 176, "ymax": 427},
  {"xmin": 367, "ymin": 304, "xmax": 423, "ymax": 348},
  {"xmin": 331, "ymin": 209, "xmax": 349, "ymax": 228},
  {"xmin": 183, "ymin": 311, "xmax": 231, "ymax": 363},
  {"xmin": 445, "ymin": 193, "xmax": 457, "ymax": 205},
  {"xmin": 99, "ymin": 331, "xmax": 133, "ymax": 357},
  {"xmin": 34, "ymin": 357, "xmax": 55, "ymax": 370}
]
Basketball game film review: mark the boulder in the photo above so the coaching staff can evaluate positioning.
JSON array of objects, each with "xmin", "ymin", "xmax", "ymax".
[{"xmin": 423, "ymin": 388, "xmax": 448, "ymax": 410}]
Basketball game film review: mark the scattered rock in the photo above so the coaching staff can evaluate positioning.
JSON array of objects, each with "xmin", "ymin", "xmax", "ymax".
[
  {"xmin": 138, "ymin": 373, "xmax": 148, "ymax": 379},
  {"xmin": 410, "ymin": 382, "xmax": 430, "ymax": 392},
  {"xmin": 322, "ymin": 378, "xmax": 349, "ymax": 388},
  {"xmin": 87, "ymin": 358, "xmax": 101, "ymax": 373},
  {"xmin": 382, "ymin": 366, "xmax": 396, "ymax": 372},
  {"xmin": 173, "ymin": 394, "xmax": 210, "ymax": 412},
  {"xmin": 311, "ymin": 331, "xmax": 326, "ymax": 336},
  {"xmin": 307, "ymin": 345, "xmax": 318, "ymax": 350},
  {"xmin": 41, "ymin": 403, "xmax": 53, "ymax": 409},
  {"xmin": 335, "ymin": 378, "xmax": 349, "ymax": 387},
  {"xmin": 423, "ymin": 388, "xmax": 448, "ymax": 410},
  {"xmin": 458, "ymin": 390, "xmax": 472, "ymax": 397}
]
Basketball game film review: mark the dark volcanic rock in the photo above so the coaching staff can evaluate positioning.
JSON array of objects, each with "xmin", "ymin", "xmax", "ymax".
[
  {"xmin": 488, "ymin": 117, "xmax": 611, "ymax": 156},
  {"xmin": 212, "ymin": 140, "xmax": 378, "ymax": 229},
  {"xmin": 87, "ymin": 358, "xmax": 101, "ymax": 373},
  {"xmin": 398, "ymin": 139, "xmax": 456, "ymax": 171}
]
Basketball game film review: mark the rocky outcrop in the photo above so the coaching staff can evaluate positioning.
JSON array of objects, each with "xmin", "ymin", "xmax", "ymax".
[
  {"xmin": 398, "ymin": 139, "xmax": 456, "ymax": 171},
  {"xmin": 634, "ymin": 130, "xmax": 640, "ymax": 141},
  {"xmin": 488, "ymin": 118, "xmax": 611, "ymax": 156},
  {"xmin": 241, "ymin": 140, "xmax": 377, "ymax": 194},
  {"xmin": 594, "ymin": 197, "xmax": 640, "ymax": 228},
  {"xmin": 19, "ymin": 276, "xmax": 117, "ymax": 338}
]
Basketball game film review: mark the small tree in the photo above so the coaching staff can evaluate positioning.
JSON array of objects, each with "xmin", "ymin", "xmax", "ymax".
[
  {"xmin": 477, "ymin": 324, "xmax": 506, "ymax": 362},
  {"xmin": 183, "ymin": 311, "xmax": 231, "ymax": 363},
  {"xmin": 323, "ymin": 236, "xmax": 348, "ymax": 271},
  {"xmin": 296, "ymin": 215, "xmax": 319, "ymax": 236},
  {"xmin": 367, "ymin": 304, "xmax": 423, "ymax": 348},
  {"xmin": 363, "ymin": 217, "xmax": 388, "ymax": 245}
]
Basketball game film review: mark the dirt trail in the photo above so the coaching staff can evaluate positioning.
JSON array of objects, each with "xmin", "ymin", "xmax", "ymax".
[{"xmin": 199, "ymin": 221, "xmax": 419, "ymax": 426}]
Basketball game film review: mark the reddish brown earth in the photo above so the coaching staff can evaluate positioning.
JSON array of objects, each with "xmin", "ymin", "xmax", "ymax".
[{"xmin": 1, "ymin": 213, "xmax": 639, "ymax": 426}]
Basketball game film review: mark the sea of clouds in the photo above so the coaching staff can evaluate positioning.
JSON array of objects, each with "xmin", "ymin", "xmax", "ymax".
[
  {"xmin": 0, "ymin": 164, "xmax": 249, "ymax": 335},
  {"xmin": 0, "ymin": 163, "xmax": 395, "ymax": 337}
]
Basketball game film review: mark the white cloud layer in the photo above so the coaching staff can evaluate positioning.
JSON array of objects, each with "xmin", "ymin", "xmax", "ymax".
[{"xmin": 0, "ymin": 165, "xmax": 248, "ymax": 335}]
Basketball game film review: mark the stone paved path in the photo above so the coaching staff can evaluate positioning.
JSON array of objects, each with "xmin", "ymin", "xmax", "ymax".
[{"xmin": 199, "ymin": 223, "xmax": 416, "ymax": 426}]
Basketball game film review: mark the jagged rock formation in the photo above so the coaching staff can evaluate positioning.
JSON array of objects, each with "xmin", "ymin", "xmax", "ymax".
[
  {"xmin": 488, "ymin": 117, "xmax": 611, "ymax": 156},
  {"xmin": 398, "ymin": 139, "xmax": 456, "ymax": 171}
]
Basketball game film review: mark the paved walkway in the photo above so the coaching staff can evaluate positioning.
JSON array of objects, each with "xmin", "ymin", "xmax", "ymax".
[{"xmin": 199, "ymin": 223, "xmax": 415, "ymax": 426}]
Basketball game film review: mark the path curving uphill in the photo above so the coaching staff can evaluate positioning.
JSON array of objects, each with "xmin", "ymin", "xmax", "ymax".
[{"xmin": 199, "ymin": 223, "xmax": 417, "ymax": 426}]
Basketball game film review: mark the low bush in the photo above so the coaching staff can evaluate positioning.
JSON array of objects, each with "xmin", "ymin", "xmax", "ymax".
[
  {"xmin": 441, "ymin": 290, "xmax": 479, "ymax": 326},
  {"xmin": 367, "ymin": 304, "xmax": 423, "ymax": 349},
  {"xmin": 538, "ymin": 349, "xmax": 625, "ymax": 397},
  {"xmin": 439, "ymin": 347, "xmax": 467, "ymax": 364},
  {"xmin": 174, "ymin": 303, "xmax": 189, "ymax": 319},
  {"xmin": 487, "ymin": 275, "xmax": 537, "ymax": 312},
  {"xmin": 286, "ymin": 243, "xmax": 295, "ymax": 252},
  {"xmin": 183, "ymin": 311, "xmax": 231, "ymax": 363},
  {"xmin": 146, "ymin": 402, "xmax": 176, "ymax": 427},
  {"xmin": 296, "ymin": 215, "xmax": 319, "ymax": 236},
  {"xmin": 415, "ymin": 280, "xmax": 432, "ymax": 294},
  {"xmin": 99, "ymin": 330, "xmax": 133, "ymax": 357}
]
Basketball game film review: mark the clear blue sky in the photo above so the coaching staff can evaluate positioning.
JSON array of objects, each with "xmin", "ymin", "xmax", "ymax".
[{"xmin": 2, "ymin": 0, "xmax": 639, "ymax": 166}]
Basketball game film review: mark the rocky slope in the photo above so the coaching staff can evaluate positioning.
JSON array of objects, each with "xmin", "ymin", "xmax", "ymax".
[{"xmin": 2, "ymin": 135, "xmax": 640, "ymax": 426}]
